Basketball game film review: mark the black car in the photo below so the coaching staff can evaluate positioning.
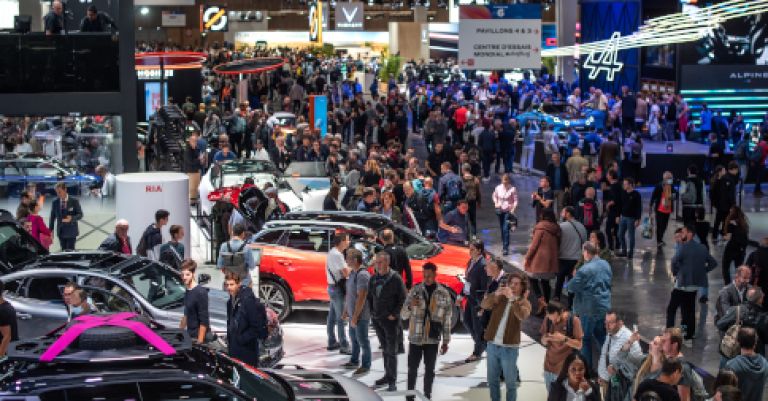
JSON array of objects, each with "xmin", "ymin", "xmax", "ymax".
[
  {"xmin": 0, "ymin": 210, "xmax": 284, "ymax": 367},
  {"xmin": 0, "ymin": 316, "xmax": 382, "ymax": 401}
]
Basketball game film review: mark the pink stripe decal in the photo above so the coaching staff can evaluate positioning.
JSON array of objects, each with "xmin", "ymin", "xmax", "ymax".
[{"xmin": 40, "ymin": 312, "xmax": 176, "ymax": 362}]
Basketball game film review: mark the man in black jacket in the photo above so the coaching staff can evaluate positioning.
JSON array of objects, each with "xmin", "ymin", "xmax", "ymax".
[
  {"xmin": 713, "ymin": 162, "xmax": 740, "ymax": 242},
  {"xmin": 368, "ymin": 251, "xmax": 406, "ymax": 392},
  {"xmin": 49, "ymin": 182, "xmax": 83, "ymax": 251},
  {"xmin": 603, "ymin": 169, "xmax": 622, "ymax": 251},
  {"xmin": 98, "ymin": 219, "xmax": 132, "ymax": 255},
  {"xmin": 381, "ymin": 228, "xmax": 412, "ymax": 354},
  {"xmin": 137, "ymin": 209, "xmax": 169, "ymax": 260},
  {"xmin": 681, "ymin": 164, "xmax": 706, "ymax": 227},
  {"xmin": 617, "ymin": 177, "xmax": 641, "ymax": 258},
  {"xmin": 620, "ymin": 86, "xmax": 637, "ymax": 140},
  {"xmin": 225, "ymin": 272, "xmax": 267, "ymax": 367},
  {"xmin": 459, "ymin": 239, "xmax": 489, "ymax": 363},
  {"xmin": 746, "ymin": 237, "xmax": 768, "ymax": 297}
]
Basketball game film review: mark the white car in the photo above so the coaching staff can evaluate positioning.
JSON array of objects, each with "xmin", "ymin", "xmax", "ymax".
[
  {"xmin": 198, "ymin": 159, "xmax": 280, "ymax": 216},
  {"xmin": 266, "ymin": 112, "xmax": 298, "ymax": 135}
]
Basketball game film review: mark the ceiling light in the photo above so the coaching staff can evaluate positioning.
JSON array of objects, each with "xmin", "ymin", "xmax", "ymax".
[{"xmin": 139, "ymin": 7, "xmax": 149, "ymax": 15}]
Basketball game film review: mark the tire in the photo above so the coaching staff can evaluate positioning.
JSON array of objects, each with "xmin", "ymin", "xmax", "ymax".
[
  {"xmin": 260, "ymin": 280, "xmax": 292, "ymax": 321},
  {"xmin": 76, "ymin": 325, "xmax": 138, "ymax": 350}
]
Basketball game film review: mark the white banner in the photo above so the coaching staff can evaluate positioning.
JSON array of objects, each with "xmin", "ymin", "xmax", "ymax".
[
  {"xmin": 458, "ymin": 5, "xmax": 541, "ymax": 70},
  {"xmin": 161, "ymin": 11, "xmax": 186, "ymax": 27}
]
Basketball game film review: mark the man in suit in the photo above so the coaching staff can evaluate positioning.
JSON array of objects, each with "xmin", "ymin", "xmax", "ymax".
[
  {"xmin": 716, "ymin": 266, "xmax": 752, "ymax": 327},
  {"xmin": 459, "ymin": 239, "xmax": 489, "ymax": 363},
  {"xmin": 49, "ymin": 182, "xmax": 83, "ymax": 251},
  {"xmin": 98, "ymin": 219, "xmax": 132, "ymax": 255},
  {"xmin": 269, "ymin": 135, "xmax": 292, "ymax": 171}
]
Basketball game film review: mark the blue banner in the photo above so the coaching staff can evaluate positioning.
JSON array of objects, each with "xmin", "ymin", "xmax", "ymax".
[{"xmin": 314, "ymin": 95, "xmax": 328, "ymax": 137}]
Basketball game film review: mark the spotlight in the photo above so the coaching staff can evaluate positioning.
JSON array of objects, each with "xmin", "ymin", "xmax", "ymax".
[{"xmin": 140, "ymin": 7, "xmax": 149, "ymax": 15}]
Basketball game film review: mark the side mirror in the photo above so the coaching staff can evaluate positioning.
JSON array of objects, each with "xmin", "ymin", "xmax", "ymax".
[{"xmin": 198, "ymin": 273, "xmax": 211, "ymax": 285}]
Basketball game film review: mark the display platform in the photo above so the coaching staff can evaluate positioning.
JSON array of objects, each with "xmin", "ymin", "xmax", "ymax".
[{"xmin": 635, "ymin": 140, "xmax": 710, "ymax": 184}]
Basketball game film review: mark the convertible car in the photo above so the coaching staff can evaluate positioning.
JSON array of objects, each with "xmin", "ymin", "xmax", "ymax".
[
  {"xmin": 206, "ymin": 161, "xmax": 347, "ymax": 214},
  {"xmin": 516, "ymin": 103, "xmax": 603, "ymax": 133},
  {"xmin": 199, "ymin": 159, "xmax": 281, "ymax": 216}
]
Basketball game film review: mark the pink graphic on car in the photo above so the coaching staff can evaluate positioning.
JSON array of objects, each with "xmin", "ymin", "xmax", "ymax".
[{"xmin": 40, "ymin": 312, "xmax": 176, "ymax": 362}]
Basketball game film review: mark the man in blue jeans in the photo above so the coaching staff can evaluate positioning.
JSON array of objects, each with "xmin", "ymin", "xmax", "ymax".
[
  {"xmin": 480, "ymin": 271, "xmax": 532, "ymax": 401},
  {"xmin": 326, "ymin": 233, "xmax": 351, "ymax": 354},
  {"xmin": 617, "ymin": 177, "xmax": 642, "ymax": 258},
  {"xmin": 342, "ymin": 248, "xmax": 371, "ymax": 376},
  {"xmin": 567, "ymin": 242, "xmax": 612, "ymax": 371}
]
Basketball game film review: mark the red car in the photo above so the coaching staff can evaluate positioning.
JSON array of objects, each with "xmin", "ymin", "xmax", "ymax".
[{"xmin": 248, "ymin": 212, "xmax": 470, "ymax": 328}]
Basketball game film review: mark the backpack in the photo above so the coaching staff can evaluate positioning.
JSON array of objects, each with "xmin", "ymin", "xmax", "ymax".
[
  {"xmin": 136, "ymin": 232, "xmax": 148, "ymax": 257},
  {"xmin": 545, "ymin": 313, "xmax": 575, "ymax": 338},
  {"xmin": 159, "ymin": 245, "xmax": 183, "ymax": 270},
  {"xmin": 220, "ymin": 240, "xmax": 248, "ymax": 278},
  {"xmin": 720, "ymin": 305, "xmax": 742, "ymax": 359},
  {"xmin": 681, "ymin": 179, "xmax": 698, "ymax": 205},
  {"xmin": 445, "ymin": 175, "xmax": 465, "ymax": 202},
  {"xmin": 417, "ymin": 188, "xmax": 437, "ymax": 220},
  {"xmin": 749, "ymin": 143, "xmax": 764, "ymax": 162},
  {"xmin": 581, "ymin": 200, "xmax": 596, "ymax": 229},
  {"xmin": 686, "ymin": 362, "xmax": 709, "ymax": 401}
]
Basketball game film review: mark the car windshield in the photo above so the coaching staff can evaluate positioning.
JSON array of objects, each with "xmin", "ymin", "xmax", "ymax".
[
  {"xmin": 273, "ymin": 116, "xmax": 296, "ymax": 127},
  {"xmin": 283, "ymin": 162, "xmax": 326, "ymax": 177},
  {"xmin": 389, "ymin": 224, "xmax": 440, "ymax": 259},
  {"xmin": 219, "ymin": 161, "xmax": 279, "ymax": 188},
  {"xmin": 119, "ymin": 262, "xmax": 186, "ymax": 309},
  {"xmin": 0, "ymin": 224, "xmax": 44, "ymax": 270}
]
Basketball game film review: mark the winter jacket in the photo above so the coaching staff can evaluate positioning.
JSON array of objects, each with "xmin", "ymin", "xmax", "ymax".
[
  {"xmin": 568, "ymin": 256, "xmax": 612, "ymax": 317},
  {"xmin": 227, "ymin": 286, "xmax": 267, "ymax": 367},
  {"xmin": 524, "ymin": 220, "xmax": 562, "ymax": 277},
  {"xmin": 400, "ymin": 283, "xmax": 453, "ymax": 345},
  {"xmin": 672, "ymin": 240, "xmax": 717, "ymax": 288},
  {"xmin": 368, "ymin": 270, "xmax": 407, "ymax": 321}
]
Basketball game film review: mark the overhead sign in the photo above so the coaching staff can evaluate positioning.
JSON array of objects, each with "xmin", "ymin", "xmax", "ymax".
[
  {"xmin": 308, "ymin": 2, "xmax": 323, "ymax": 43},
  {"xmin": 201, "ymin": 5, "xmax": 228, "ymax": 32},
  {"xmin": 583, "ymin": 32, "xmax": 623, "ymax": 81},
  {"xmin": 458, "ymin": 4, "xmax": 541, "ymax": 70},
  {"xmin": 335, "ymin": 2, "xmax": 363, "ymax": 31}
]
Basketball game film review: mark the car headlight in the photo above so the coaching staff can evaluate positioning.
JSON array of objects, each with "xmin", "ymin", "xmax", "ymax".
[
  {"xmin": 553, "ymin": 117, "xmax": 561, "ymax": 123},
  {"xmin": 564, "ymin": 121, "xmax": 571, "ymax": 126},
  {"xmin": 587, "ymin": 116, "xmax": 594, "ymax": 123}
]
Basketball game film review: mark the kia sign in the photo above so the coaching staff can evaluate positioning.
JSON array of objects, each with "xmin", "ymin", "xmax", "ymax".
[
  {"xmin": 458, "ymin": 4, "xmax": 541, "ymax": 70},
  {"xmin": 335, "ymin": 2, "xmax": 363, "ymax": 31}
]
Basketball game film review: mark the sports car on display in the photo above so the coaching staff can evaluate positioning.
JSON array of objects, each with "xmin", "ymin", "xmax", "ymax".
[
  {"xmin": 198, "ymin": 159, "xmax": 281, "ymax": 216},
  {"xmin": 0, "ymin": 154, "xmax": 97, "ymax": 197},
  {"xmin": 0, "ymin": 212, "xmax": 284, "ymax": 368},
  {"xmin": 247, "ymin": 211, "xmax": 469, "ymax": 328},
  {"xmin": 206, "ymin": 161, "xmax": 346, "ymax": 214},
  {"xmin": 516, "ymin": 103, "xmax": 602, "ymax": 133},
  {"xmin": 0, "ymin": 316, "xmax": 382, "ymax": 401},
  {"xmin": 266, "ymin": 112, "xmax": 300, "ymax": 136}
]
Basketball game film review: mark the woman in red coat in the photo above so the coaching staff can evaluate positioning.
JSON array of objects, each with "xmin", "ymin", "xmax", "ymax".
[
  {"xmin": 524, "ymin": 209, "xmax": 561, "ymax": 314},
  {"xmin": 27, "ymin": 200, "xmax": 52, "ymax": 249}
]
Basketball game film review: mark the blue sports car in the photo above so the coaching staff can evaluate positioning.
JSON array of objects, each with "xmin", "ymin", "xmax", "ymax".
[
  {"xmin": 516, "ymin": 103, "xmax": 603, "ymax": 133},
  {"xmin": 0, "ymin": 154, "xmax": 97, "ymax": 196}
]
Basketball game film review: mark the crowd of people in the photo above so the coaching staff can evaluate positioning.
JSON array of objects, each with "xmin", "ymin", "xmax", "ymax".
[{"xmin": 5, "ymin": 44, "xmax": 768, "ymax": 401}]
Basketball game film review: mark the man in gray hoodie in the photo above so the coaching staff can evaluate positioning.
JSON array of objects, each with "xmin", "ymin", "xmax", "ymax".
[
  {"xmin": 666, "ymin": 224, "xmax": 717, "ymax": 343},
  {"xmin": 725, "ymin": 327, "xmax": 768, "ymax": 401}
]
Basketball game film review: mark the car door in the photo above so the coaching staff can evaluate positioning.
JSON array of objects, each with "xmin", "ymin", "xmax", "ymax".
[
  {"xmin": 281, "ymin": 228, "xmax": 331, "ymax": 301},
  {"xmin": 11, "ymin": 273, "xmax": 74, "ymax": 338}
]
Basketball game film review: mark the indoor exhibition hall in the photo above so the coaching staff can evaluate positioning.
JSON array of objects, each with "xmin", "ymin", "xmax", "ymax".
[{"xmin": 1, "ymin": 0, "xmax": 768, "ymax": 400}]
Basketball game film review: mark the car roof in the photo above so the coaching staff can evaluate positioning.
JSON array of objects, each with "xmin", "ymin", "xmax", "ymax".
[
  {"xmin": 273, "ymin": 211, "xmax": 393, "ymax": 231},
  {"xmin": 18, "ymin": 252, "xmax": 164, "ymax": 276}
]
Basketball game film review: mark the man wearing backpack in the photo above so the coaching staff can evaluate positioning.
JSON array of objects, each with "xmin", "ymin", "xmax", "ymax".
[
  {"xmin": 137, "ymin": 209, "xmax": 169, "ymax": 261},
  {"xmin": 717, "ymin": 288, "xmax": 768, "ymax": 357},
  {"xmin": 599, "ymin": 311, "xmax": 643, "ymax": 398},
  {"xmin": 217, "ymin": 223, "xmax": 255, "ymax": 286},
  {"xmin": 225, "ymin": 271, "xmax": 268, "ymax": 367},
  {"xmin": 412, "ymin": 178, "xmax": 440, "ymax": 237},
  {"xmin": 680, "ymin": 165, "xmax": 706, "ymax": 227},
  {"xmin": 540, "ymin": 301, "xmax": 584, "ymax": 392},
  {"xmin": 438, "ymin": 162, "xmax": 465, "ymax": 214},
  {"xmin": 576, "ymin": 187, "xmax": 600, "ymax": 232}
]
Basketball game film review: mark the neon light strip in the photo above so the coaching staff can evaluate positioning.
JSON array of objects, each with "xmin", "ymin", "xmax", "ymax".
[
  {"xmin": 684, "ymin": 97, "xmax": 768, "ymax": 101},
  {"xmin": 542, "ymin": 0, "xmax": 768, "ymax": 57},
  {"xmin": 681, "ymin": 88, "xmax": 768, "ymax": 94}
]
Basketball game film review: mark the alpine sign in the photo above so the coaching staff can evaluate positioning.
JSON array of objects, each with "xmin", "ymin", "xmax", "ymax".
[
  {"xmin": 201, "ymin": 5, "xmax": 228, "ymax": 32},
  {"xmin": 458, "ymin": 4, "xmax": 541, "ymax": 70}
]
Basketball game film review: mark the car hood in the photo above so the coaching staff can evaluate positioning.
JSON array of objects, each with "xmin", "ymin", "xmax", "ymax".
[
  {"xmin": 269, "ymin": 369, "xmax": 383, "ymax": 401},
  {"xmin": 429, "ymin": 243, "xmax": 470, "ymax": 277}
]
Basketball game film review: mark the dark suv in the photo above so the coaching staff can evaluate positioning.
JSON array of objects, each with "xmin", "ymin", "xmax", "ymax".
[{"xmin": 0, "ymin": 316, "xmax": 382, "ymax": 401}]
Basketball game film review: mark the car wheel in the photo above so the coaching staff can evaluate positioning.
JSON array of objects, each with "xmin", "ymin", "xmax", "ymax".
[{"xmin": 260, "ymin": 280, "xmax": 291, "ymax": 321}]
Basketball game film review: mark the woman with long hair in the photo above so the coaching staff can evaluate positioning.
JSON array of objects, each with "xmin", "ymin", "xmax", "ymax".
[
  {"xmin": 462, "ymin": 239, "xmax": 488, "ymax": 363},
  {"xmin": 630, "ymin": 336, "xmax": 665, "ymax": 400},
  {"xmin": 362, "ymin": 159, "xmax": 382, "ymax": 188},
  {"xmin": 547, "ymin": 352, "xmax": 602, "ymax": 401},
  {"xmin": 492, "ymin": 173, "xmax": 518, "ymax": 256},
  {"xmin": 379, "ymin": 191, "xmax": 402, "ymax": 224},
  {"xmin": 723, "ymin": 205, "xmax": 750, "ymax": 285},
  {"xmin": 524, "ymin": 209, "xmax": 561, "ymax": 314},
  {"xmin": 323, "ymin": 184, "xmax": 342, "ymax": 211},
  {"xmin": 26, "ymin": 200, "xmax": 52, "ymax": 249}
]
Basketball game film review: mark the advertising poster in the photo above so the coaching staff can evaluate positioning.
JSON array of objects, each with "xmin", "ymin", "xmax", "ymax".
[
  {"xmin": 312, "ymin": 95, "xmax": 328, "ymax": 138},
  {"xmin": 458, "ymin": 4, "xmax": 541, "ymax": 70}
]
